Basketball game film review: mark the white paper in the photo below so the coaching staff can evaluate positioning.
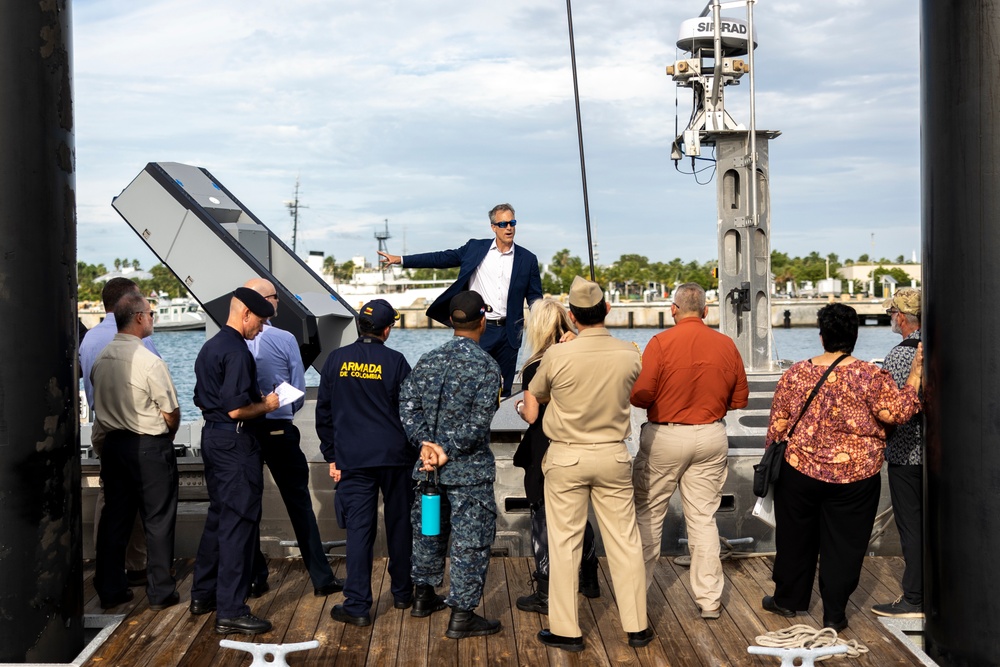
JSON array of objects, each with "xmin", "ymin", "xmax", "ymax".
[
  {"xmin": 273, "ymin": 381, "xmax": 305, "ymax": 408},
  {"xmin": 752, "ymin": 487, "xmax": 777, "ymax": 527}
]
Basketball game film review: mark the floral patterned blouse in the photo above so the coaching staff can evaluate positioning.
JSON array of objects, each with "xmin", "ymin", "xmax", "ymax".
[{"xmin": 765, "ymin": 359, "xmax": 921, "ymax": 484}]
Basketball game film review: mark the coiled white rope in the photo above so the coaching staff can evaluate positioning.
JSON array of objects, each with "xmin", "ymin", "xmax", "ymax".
[{"xmin": 755, "ymin": 624, "xmax": 869, "ymax": 660}]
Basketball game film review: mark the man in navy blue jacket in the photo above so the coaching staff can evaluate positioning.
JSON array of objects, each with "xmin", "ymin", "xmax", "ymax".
[
  {"xmin": 316, "ymin": 299, "xmax": 425, "ymax": 627},
  {"xmin": 378, "ymin": 203, "xmax": 543, "ymax": 395}
]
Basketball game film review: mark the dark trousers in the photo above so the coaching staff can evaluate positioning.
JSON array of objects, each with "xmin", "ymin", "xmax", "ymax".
[
  {"xmin": 772, "ymin": 461, "xmax": 880, "ymax": 624},
  {"xmin": 251, "ymin": 422, "xmax": 336, "ymax": 590},
  {"xmin": 480, "ymin": 322, "xmax": 518, "ymax": 396},
  {"xmin": 888, "ymin": 463, "xmax": 923, "ymax": 605},
  {"xmin": 335, "ymin": 466, "xmax": 414, "ymax": 615},
  {"xmin": 192, "ymin": 429, "xmax": 263, "ymax": 619},
  {"xmin": 530, "ymin": 500, "xmax": 597, "ymax": 579},
  {"xmin": 95, "ymin": 431, "xmax": 178, "ymax": 605}
]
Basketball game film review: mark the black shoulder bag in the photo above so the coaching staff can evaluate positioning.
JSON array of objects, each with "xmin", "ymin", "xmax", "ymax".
[{"xmin": 752, "ymin": 353, "xmax": 849, "ymax": 497}]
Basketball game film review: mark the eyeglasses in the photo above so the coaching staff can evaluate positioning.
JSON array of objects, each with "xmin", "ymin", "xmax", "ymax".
[
  {"xmin": 885, "ymin": 308, "xmax": 899, "ymax": 315},
  {"xmin": 492, "ymin": 219, "xmax": 517, "ymax": 229},
  {"xmin": 263, "ymin": 293, "xmax": 279, "ymax": 302},
  {"xmin": 134, "ymin": 310, "xmax": 155, "ymax": 319}
]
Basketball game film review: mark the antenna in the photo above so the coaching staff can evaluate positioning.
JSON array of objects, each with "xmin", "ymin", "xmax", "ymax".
[
  {"xmin": 284, "ymin": 177, "xmax": 309, "ymax": 254},
  {"xmin": 375, "ymin": 219, "xmax": 391, "ymax": 277}
]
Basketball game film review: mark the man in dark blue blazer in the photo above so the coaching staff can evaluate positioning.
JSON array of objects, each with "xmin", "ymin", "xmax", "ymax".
[{"xmin": 378, "ymin": 203, "xmax": 543, "ymax": 396}]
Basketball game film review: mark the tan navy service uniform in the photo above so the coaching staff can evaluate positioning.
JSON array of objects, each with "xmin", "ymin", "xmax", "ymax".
[{"xmin": 528, "ymin": 327, "xmax": 646, "ymax": 638}]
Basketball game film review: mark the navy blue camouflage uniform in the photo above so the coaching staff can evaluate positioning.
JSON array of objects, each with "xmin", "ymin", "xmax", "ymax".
[
  {"xmin": 400, "ymin": 336, "xmax": 501, "ymax": 612},
  {"xmin": 316, "ymin": 335, "xmax": 415, "ymax": 615}
]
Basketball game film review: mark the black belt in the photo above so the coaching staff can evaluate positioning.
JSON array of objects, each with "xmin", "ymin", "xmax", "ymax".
[
  {"xmin": 486, "ymin": 318, "xmax": 506, "ymax": 326},
  {"xmin": 204, "ymin": 421, "xmax": 244, "ymax": 433}
]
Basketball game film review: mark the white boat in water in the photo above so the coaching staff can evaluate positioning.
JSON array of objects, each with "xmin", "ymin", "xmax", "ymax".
[
  {"xmin": 306, "ymin": 251, "xmax": 450, "ymax": 311},
  {"xmin": 153, "ymin": 297, "xmax": 207, "ymax": 331}
]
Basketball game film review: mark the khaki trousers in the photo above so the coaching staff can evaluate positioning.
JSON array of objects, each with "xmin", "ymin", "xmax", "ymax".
[
  {"xmin": 543, "ymin": 441, "xmax": 647, "ymax": 637},
  {"xmin": 633, "ymin": 422, "xmax": 727, "ymax": 612}
]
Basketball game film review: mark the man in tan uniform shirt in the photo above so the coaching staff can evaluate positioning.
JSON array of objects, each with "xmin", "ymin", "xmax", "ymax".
[
  {"xmin": 92, "ymin": 292, "xmax": 181, "ymax": 611},
  {"xmin": 528, "ymin": 276, "xmax": 652, "ymax": 652}
]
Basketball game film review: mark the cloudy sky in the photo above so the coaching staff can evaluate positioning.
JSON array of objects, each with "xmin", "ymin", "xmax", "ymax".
[{"xmin": 72, "ymin": 0, "xmax": 920, "ymax": 272}]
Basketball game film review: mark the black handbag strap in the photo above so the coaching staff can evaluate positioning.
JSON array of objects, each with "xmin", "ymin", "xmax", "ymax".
[{"xmin": 785, "ymin": 353, "xmax": 849, "ymax": 439}]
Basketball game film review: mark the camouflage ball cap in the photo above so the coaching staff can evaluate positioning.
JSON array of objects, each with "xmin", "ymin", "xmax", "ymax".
[{"xmin": 882, "ymin": 287, "xmax": 921, "ymax": 317}]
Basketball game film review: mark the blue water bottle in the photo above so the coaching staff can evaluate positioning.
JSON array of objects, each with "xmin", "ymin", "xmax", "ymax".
[{"xmin": 421, "ymin": 469, "xmax": 441, "ymax": 536}]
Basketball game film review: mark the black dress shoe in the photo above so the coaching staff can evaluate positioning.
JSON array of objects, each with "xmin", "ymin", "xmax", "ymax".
[
  {"xmin": 445, "ymin": 609, "xmax": 501, "ymax": 639},
  {"xmin": 249, "ymin": 580, "xmax": 270, "ymax": 599},
  {"xmin": 330, "ymin": 604, "xmax": 372, "ymax": 627},
  {"xmin": 148, "ymin": 591, "xmax": 180, "ymax": 611},
  {"xmin": 215, "ymin": 613, "xmax": 272, "ymax": 635},
  {"xmin": 762, "ymin": 595, "xmax": 796, "ymax": 617},
  {"xmin": 393, "ymin": 598, "xmax": 413, "ymax": 610},
  {"xmin": 628, "ymin": 627, "xmax": 655, "ymax": 647},
  {"xmin": 189, "ymin": 598, "xmax": 217, "ymax": 615},
  {"xmin": 824, "ymin": 617, "xmax": 849, "ymax": 632},
  {"xmin": 411, "ymin": 584, "xmax": 448, "ymax": 618},
  {"xmin": 537, "ymin": 629, "xmax": 584, "ymax": 652},
  {"xmin": 314, "ymin": 578, "xmax": 344, "ymax": 597},
  {"xmin": 100, "ymin": 588, "xmax": 134, "ymax": 609},
  {"xmin": 126, "ymin": 569, "xmax": 148, "ymax": 587}
]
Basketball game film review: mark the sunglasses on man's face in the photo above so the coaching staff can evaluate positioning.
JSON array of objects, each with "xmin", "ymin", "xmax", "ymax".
[{"xmin": 492, "ymin": 220, "xmax": 517, "ymax": 229}]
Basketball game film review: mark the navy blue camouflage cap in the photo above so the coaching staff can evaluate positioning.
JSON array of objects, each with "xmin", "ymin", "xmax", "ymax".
[
  {"xmin": 358, "ymin": 299, "xmax": 399, "ymax": 329},
  {"xmin": 450, "ymin": 290, "xmax": 492, "ymax": 324}
]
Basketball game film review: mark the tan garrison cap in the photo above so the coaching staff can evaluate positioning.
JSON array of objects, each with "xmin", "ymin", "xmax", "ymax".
[
  {"xmin": 568, "ymin": 276, "xmax": 603, "ymax": 308},
  {"xmin": 883, "ymin": 287, "xmax": 921, "ymax": 317}
]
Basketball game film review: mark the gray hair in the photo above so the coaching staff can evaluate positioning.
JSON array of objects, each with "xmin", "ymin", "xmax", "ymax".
[
  {"xmin": 488, "ymin": 203, "xmax": 515, "ymax": 224},
  {"xmin": 673, "ymin": 282, "xmax": 706, "ymax": 315}
]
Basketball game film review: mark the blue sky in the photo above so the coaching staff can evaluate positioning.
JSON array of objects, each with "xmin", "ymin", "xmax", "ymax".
[{"xmin": 72, "ymin": 0, "xmax": 920, "ymax": 272}]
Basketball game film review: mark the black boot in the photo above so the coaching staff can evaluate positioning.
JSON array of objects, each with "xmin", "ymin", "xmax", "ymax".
[
  {"xmin": 516, "ymin": 574, "xmax": 548, "ymax": 614},
  {"xmin": 411, "ymin": 584, "xmax": 448, "ymax": 618},
  {"xmin": 445, "ymin": 608, "xmax": 501, "ymax": 639},
  {"xmin": 579, "ymin": 557, "xmax": 601, "ymax": 599}
]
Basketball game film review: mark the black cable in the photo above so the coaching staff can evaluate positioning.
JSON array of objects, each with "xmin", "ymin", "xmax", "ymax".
[{"xmin": 565, "ymin": 0, "xmax": 595, "ymax": 281}]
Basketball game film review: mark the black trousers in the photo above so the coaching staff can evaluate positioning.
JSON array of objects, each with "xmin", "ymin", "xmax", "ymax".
[
  {"xmin": 529, "ymin": 500, "xmax": 597, "ymax": 579},
  {"xmin": 888, "ymin": 463, "xmax": 923, "ymax": 605},
  {"xmin": 192, "ymin": 428, "xmax": 263, "ymax": 619},
  {"xmin": 334, "ymin": 466, "xmax": 414, "ymax": 615},
  {"xmin": 94, "ymin": 430, "xmax": 178, "ymax": 605},
  {"xmin": 251, "ymin": 422, "xmax": 336, "ymax": 590},
  {"xmin": 772, "ymin": 460, "xmax": 880, "ymax": 624}
]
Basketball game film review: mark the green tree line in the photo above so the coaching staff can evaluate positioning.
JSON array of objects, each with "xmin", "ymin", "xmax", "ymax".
[{"xmin": 77, "ymin": 261, "xmax": 189, "ymax": 303}]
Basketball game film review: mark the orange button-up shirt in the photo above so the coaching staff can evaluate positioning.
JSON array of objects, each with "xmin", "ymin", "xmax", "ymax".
[{"xmin": 630, "ymin": 317, "xmax": 749, "ymax": 424}]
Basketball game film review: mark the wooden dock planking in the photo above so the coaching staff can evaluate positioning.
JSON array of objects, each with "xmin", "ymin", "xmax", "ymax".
[
  {"xmin": 502, "ymin": 557, "xmax": 549, "ymax": 667},
  {"xmin": 80, "ymin": 556, "xmax": 929, "ymax": 666}
]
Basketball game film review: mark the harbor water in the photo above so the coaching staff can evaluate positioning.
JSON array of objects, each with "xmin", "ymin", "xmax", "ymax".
[{"xmin": 150, "ymin": 326, "xmax": 901, "ymax": 424}]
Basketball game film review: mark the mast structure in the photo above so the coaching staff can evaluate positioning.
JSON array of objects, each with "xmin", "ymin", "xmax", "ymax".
[
  {"xmin": 668, "ymin": 0, "xmax": 779, "ymax": 372},
  {"xmin": 285, "ymin": 177, "xmax": 308, "ymax": 254},
  {"xmin": 375, "ymin": 219, "xmax": 391, "ymax": 278}
]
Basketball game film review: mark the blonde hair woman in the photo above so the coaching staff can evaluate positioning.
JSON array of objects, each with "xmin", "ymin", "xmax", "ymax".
[{"xmin": 512, "ymin": 298, "xmax": 600, "ymax": 613}]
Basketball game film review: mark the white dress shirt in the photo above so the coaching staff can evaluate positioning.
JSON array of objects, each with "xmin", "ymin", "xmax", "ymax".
[{"xmin": 470, "ymin": 240, "xmax": 515, "ymax": 319}]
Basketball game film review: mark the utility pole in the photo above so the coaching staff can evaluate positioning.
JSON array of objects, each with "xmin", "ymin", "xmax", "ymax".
[{"xmin": 285, "ymin": 177, "xmax": 308, "ymax": 254}]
